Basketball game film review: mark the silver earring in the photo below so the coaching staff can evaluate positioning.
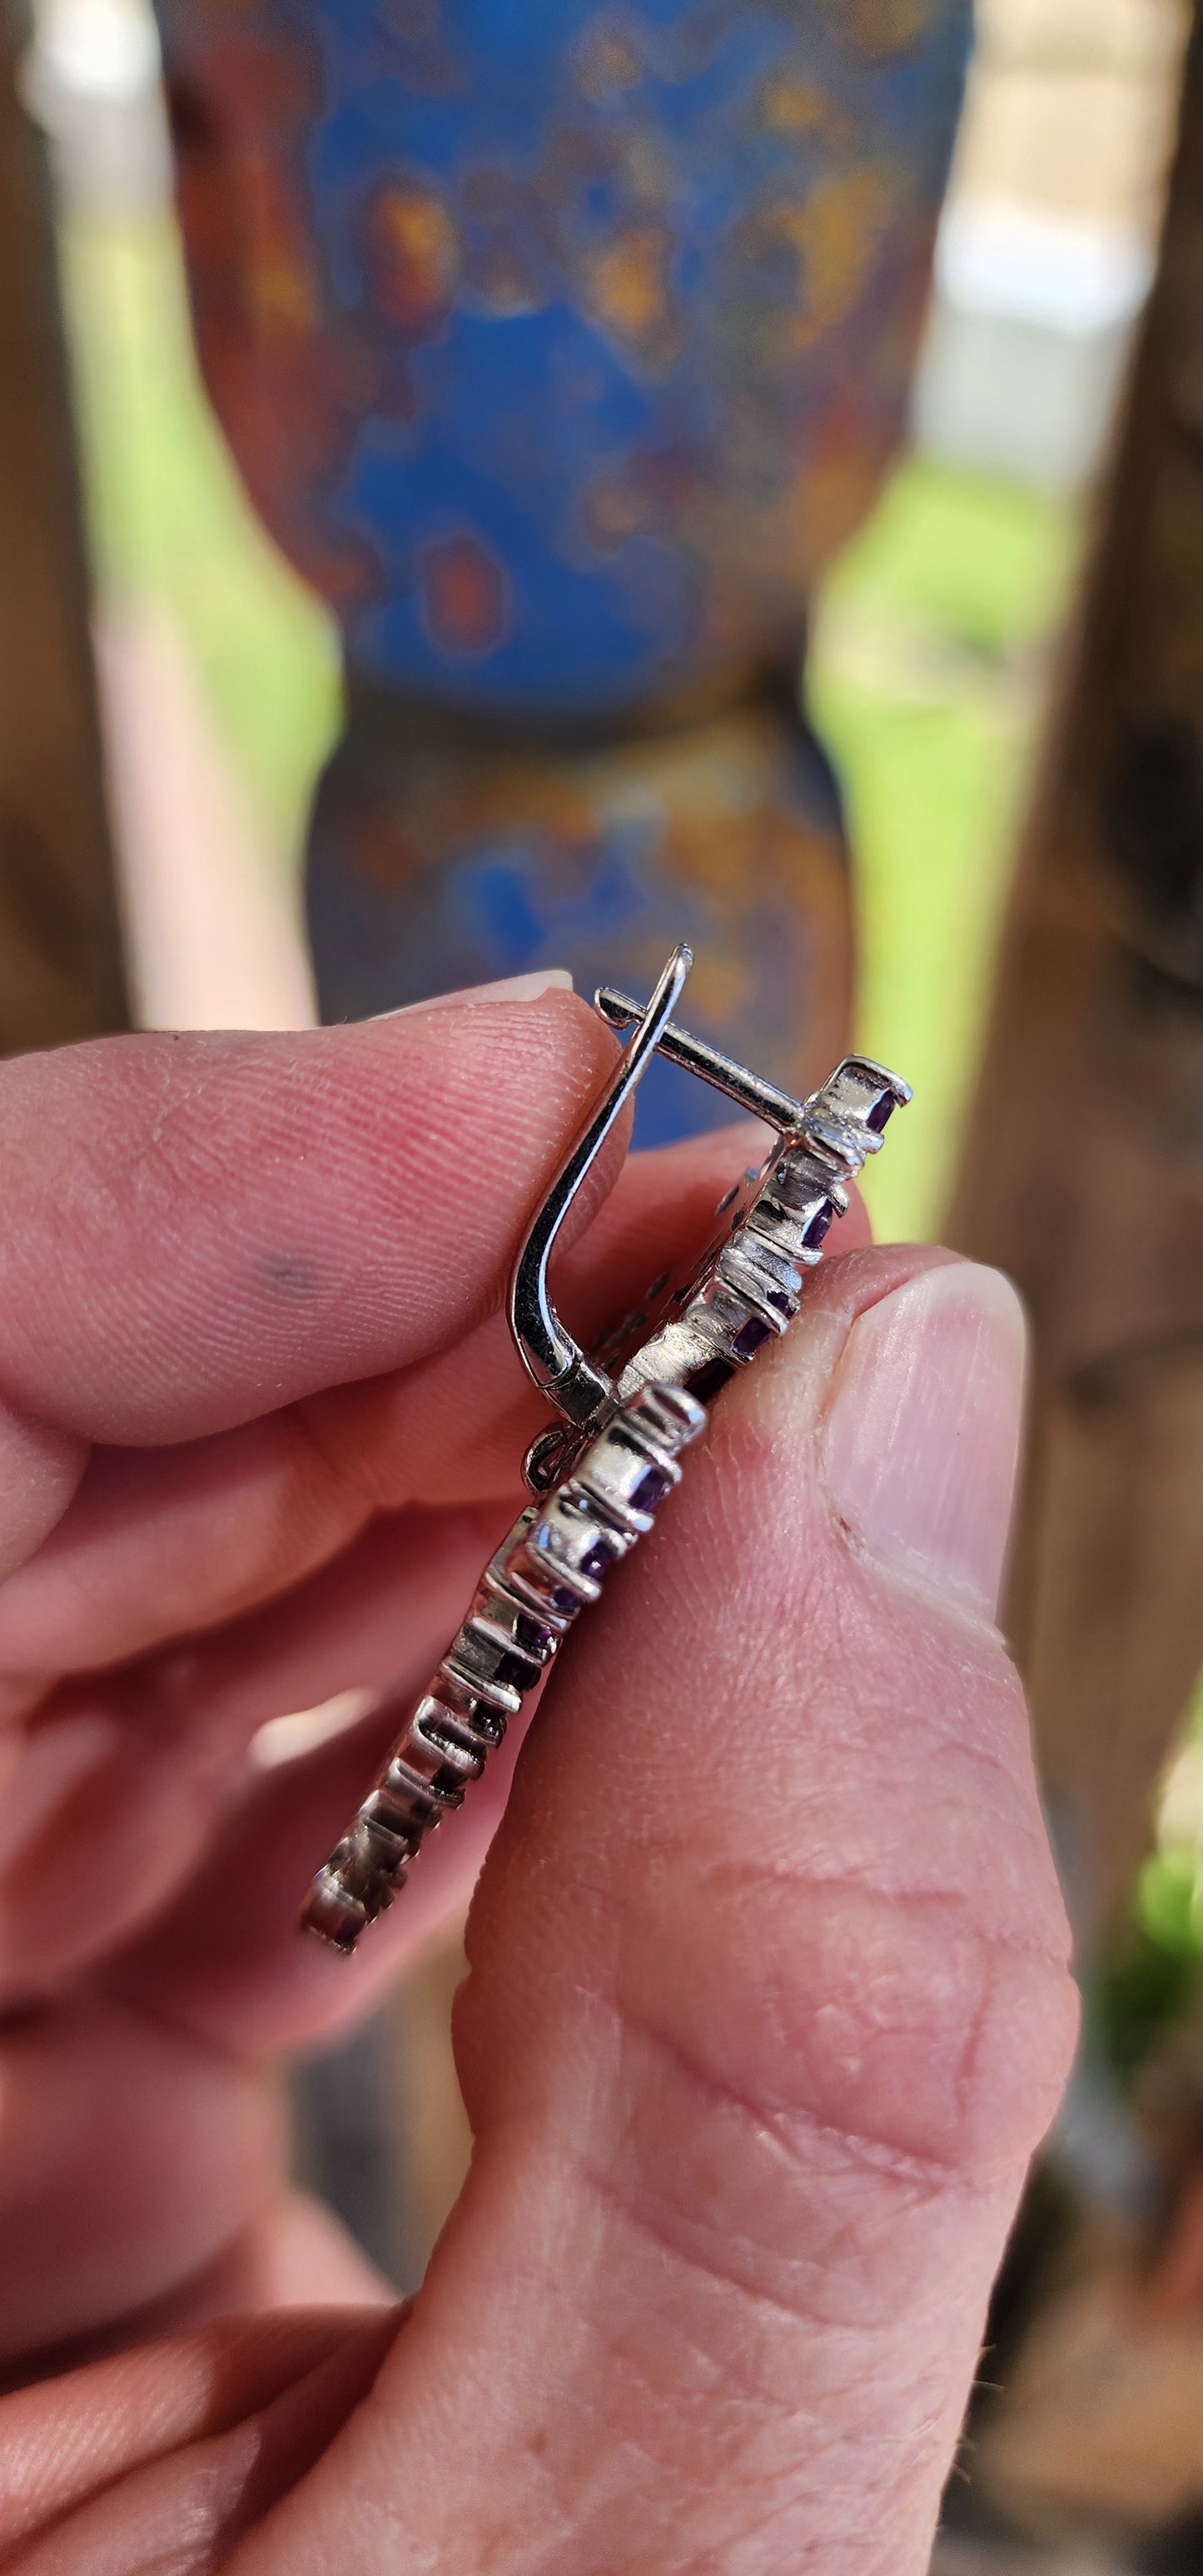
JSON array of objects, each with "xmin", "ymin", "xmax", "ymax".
[{"xmin": 301, "ymin": 945, "xmax": 909, "ymax": 1954}]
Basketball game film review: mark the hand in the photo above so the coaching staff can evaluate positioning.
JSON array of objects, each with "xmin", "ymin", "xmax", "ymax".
[{"xmin": 0, "ymin": 987, "xmax": 1076, "ymax": 2573}]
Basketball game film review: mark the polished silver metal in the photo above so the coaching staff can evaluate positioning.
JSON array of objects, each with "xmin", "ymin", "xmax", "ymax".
[
  {"xmin": 595, "ymin": 987, "xmax": 809, "ymax": 1131},
  {"xmin": 594, "ymin": 990, "xmax": 906, "ymax": 1146},
  {"xmin": 301, "ymin": 947, "xmax": 911, "ymax": 1957},
  {"xmin": 508, "ymin": 943, "xmax": 691, "ymax": 1435}
]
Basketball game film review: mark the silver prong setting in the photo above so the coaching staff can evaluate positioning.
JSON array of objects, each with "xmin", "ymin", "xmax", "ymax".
[{"xmin": 300, "ymin": 989, "xmax": 910, "ymax": 1957}]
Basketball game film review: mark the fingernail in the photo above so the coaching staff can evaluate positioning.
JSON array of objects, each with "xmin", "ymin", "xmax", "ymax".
[
  {"xmin": 823, "ymin": 1261, "xmax": 1027, "ymax": 1618},
  {"xmin": 375, "ymin": 968, "xmax": 573, "ymax": 1019}
]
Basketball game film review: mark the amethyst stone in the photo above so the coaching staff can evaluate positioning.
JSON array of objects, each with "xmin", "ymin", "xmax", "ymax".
[
  {"xmin": 514, "ymin": 1612, "xmax": 554, "ymax": 1657},
  {"xmin": 549, "ymin": 1584, "xmax": 580, "ymax": 1616},
  {"xmin": 684, "ymin": 1354, "xmax": 737, "ymax": 1405},
  {"xmin": 768, "ymin": 1289, "xmax": 795, "ymax": 1315},
  {"xmin": 580, "ymin": 1534, "xmax": 619, "ymax": 1581},
  {"xmin": 732, "ymin": 1313, "xmax": 773, "ymax": 1360},
  {"xmin": 495, "ymin": 1648, "xmax": 537, "ymax": 1693},
  {"xmin": 630, "ymin": 1463, "xmax": 672, "ymax": 1512},
  {"xmin": 867, "ymin": 1093, "xmax": 895, "ymax": 1134},
  {"xmin": 802, "ymin": 1201, "xmax": 833, "ymax": 1249}
]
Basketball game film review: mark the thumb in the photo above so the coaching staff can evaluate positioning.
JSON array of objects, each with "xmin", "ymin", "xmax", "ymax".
[{"xmin": 234, "ymin": 1248, "xmax": 1078, "ymax": 2576}]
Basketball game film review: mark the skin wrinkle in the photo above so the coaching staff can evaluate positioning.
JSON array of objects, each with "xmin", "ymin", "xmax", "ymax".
[
  {"xmin": 440, "ymin": 1972, "xmax": 1053, "ymax": 2515},
  {"xmin": 8, "ymin": 2316, "xmax": 401, "ymax": 2576},
  {"xmin": 254, "ymin": 1255, "xmax": 1063, "ymax": 2576},
  {"xmin": 659, "ymin": 1467, "xmax": 1061, "ymax": 1957},
  {"xmin": 696, "ymin": 1858, "xmax": 1061, "ymax": 1957},
  {"xmin": 613, "ymin": 2084, "xmax": 1007, "ymax": 2344},
  {"xmin": 619, "ymin": 1972, "xmax": 1046, "ymax": 2191},
  {"xmin": 465, "ymin": 1862, "xmax": 1063, "ymax": 2208},
  {"xmin": 575, "ymin": 2144, "xmax": 945, "ymax": 2350},
  {"xmin": 417, "ymin": 2117, "xmax": 972, "ymax": 2576},
  {"xmin": 566, "ymin": 1649, "xmax": 1056, "ymax": 1985},
  {"xmin": 774, "ymin": 1671, "xmax": 1036, "ymax": 1830},
  {"xmin": 0, "ymin": 1002, "xmax": 617, "ymax": 1445},
  {"xmin": 0, "ymin": 1125, "xmax": 753, "ymax": 1688},
  {"xmin": 0, "ymin": 2312, "xmax": 387, "ymax": 2548},
  {"xmin": 0, "ymin": 1144, "xmax": 1074, "ymax": 2573},
  {"xmin": 0, "ymin": 1195, "xmax": 876, "ymax": 2019}
]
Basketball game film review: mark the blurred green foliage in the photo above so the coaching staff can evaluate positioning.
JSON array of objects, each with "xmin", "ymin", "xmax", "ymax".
[
  {"xmin": 1095, "ymin": 1915, "xmax": 1202, "ymax": 2090},
  {"xmin": 1092, "ymin": 1679, "xmax": 1203, "ymax": 2081},
  {"xmin": 811, "ymin": 460, "xmax": 1081, "ymax": 1241},
  {"xmin": 60, "ymin": 209, "xmax": 341, "ymax": 871},
  {"xmin": 61, "ymin": 210, "xmax": 1084, "ymax": 1246}
]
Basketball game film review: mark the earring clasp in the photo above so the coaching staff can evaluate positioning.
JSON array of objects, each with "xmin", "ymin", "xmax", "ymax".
[{"xmin": 507, "ymin": 943, "xmax": 910, "ymax": 1457}]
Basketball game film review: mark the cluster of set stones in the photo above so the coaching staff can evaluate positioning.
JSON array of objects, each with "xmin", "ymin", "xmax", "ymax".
[
  {"xmin": 301, "ymin": 1054, "xmax": 907, "ymax": 1955},
  {"xmin": 301, "ymin": 1379, "xmax": 703, "ymax": 1953},
  {"xmin": 612, "ymin": 1054, "xmax": 908, "ymax": 1416}
]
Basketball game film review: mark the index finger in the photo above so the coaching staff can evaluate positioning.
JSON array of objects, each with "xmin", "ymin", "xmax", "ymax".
[{"xmin": 0, "ymin": 989, "xmax": 616, "ymax": 1448}]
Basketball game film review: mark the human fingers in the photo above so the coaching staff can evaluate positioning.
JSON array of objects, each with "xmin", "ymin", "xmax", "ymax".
[
  {"xmin": 0, "ymin": 1124, "xmax": 856, "ymax": 1996},
  {"xmin": 0, "ymin": 2305, "xmax": 396, "ymax": 2553},
  {"xmin": 0, "ymin": 1998, "xmax": 282, "ymax": 2362},
  {"xmin": 0, "ymin": 2006, "xmax": 400, "ymax": 2372},
  {"xmin": 0, "ymin": 1124, "xmax": 806, "ymax": 1987},
  {"xmin": 0, "ymin": 1124, "xmax": 818, "ymax": 1688},
  {"xmin": 0, "ymin": 990, "xmax": 614, "ymax": 1451},
  {"xmin": 1, "ymin": 2306, "xmax": 402, "ymax": 2573},
  {"xmin": 106, "ymin": 1638, "xmax": 533, "ymax": 2053},
  {"xmin": 0, "ymin": 1505, "xmax": 505, "ymax": 1996},
  {"xmin": 224, "ymin": 1246, "xmax": 1077, "ymax": 2576}
]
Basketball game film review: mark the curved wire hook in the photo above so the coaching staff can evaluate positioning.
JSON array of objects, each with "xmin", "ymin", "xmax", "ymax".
[{"xmin": 508, "ymin": 942, "xmax": 693, "ymax": 1431}]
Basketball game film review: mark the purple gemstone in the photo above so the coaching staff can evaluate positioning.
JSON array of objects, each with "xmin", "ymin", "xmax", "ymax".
[
  {"xmin": 768, "ymin": 1289, "xmax": 795, "ymax": 1315},
  {"xmin": 515, "ymin": 1612, "xmax": 553, "ymax": 1656},
  {"xmin": 580, "ymin": 1535, "xmax": 619, "ymax": 1581},
  {"xmin": 802, "ymin": 1202, "xmax": 833, "ymax": 1250},
  {"xmin": 495, "ymin": 1649, "xmax": 534, "ymax": 1693},
  {"xmin": 867, "ymin": 1092, "xmax": 895, "ymax": 1134},
  {"xmin": 684, "ymin": 1354, "xmax": 737, "ymax": 1404},
  {"xmin": 549, "ymin": 1584, "xmax": 579, "ymax": 1615},
  {"xmin": 428, "ymin": 1759, "xmax": 469, "ymax": 1798},
  {"xmin": 732, "ymin": 1313, "xmax": 773, "ymax": 1360},
  {"xmin": 465, "ymin": 1700, "xmax": 505, "ymax": 1746},
  {"xmin": 630, "ymin": 1464, "xmax": 671, "ymax": 1512}
]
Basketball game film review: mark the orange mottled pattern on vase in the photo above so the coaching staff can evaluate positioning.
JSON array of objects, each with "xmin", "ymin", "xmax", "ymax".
[{"xmin": 157, "ymin": 0, "xmax": 968, "ymax": 1134}]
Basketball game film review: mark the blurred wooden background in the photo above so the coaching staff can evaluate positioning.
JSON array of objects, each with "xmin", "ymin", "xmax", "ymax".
[{"xmin": 0, "ymin": 0, "xmax": 127, "ymax": 1051}]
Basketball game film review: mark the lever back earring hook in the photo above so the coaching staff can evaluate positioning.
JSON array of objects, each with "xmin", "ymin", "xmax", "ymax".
[
  {"xmin": 508, "ymin": 942, "xmax": 693, "ymax": 1435},
  {"xmin": 300, "ymin": 952, "xmax": 912, "ymax": 1955}
]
